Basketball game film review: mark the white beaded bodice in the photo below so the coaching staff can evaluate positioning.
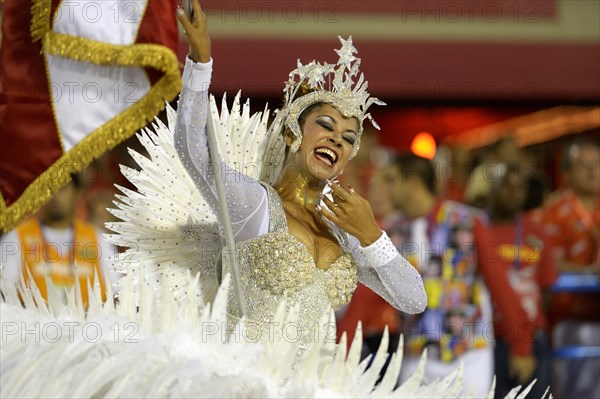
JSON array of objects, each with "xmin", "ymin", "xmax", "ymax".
[{"xmin": 224, "ymin": 184, "xmax": 357, "ymax": 347}]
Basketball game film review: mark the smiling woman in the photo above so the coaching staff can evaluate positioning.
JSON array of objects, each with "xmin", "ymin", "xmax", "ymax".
[
  {"xmin": 165, "ymin": 0, "xmax": 427, "ymax": 350},
  {"xmin": 279, "ymin": 104, "xmax": 358, "ymax": 195}
]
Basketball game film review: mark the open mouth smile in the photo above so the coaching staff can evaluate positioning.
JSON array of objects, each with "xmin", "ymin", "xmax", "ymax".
[{"xmin": 314, "ymin": 147, "xmax": 338, "ymax": 168}]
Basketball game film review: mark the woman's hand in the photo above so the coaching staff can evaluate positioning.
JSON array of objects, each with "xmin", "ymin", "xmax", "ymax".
[
  {"xmin": 317, "ymin": 181, "xmax": 382, "ymax": 247},
  {"xmin": 177, "ymin": 0, "xmax": 211, "ymax": 63}
]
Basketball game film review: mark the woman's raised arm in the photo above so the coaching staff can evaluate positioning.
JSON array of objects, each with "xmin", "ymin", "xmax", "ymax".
[{"xmin": 174, "ymin": 1, "xmax": 269, "ymax": 242}]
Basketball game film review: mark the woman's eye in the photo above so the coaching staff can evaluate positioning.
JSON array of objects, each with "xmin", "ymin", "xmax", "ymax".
[
  {"xmin": 344, "ymin": 136, "xmax": 356, "ymax": 145},
  {"xmin": 318, "ymin": 121, "xmax": 333, "ymax": 131}
]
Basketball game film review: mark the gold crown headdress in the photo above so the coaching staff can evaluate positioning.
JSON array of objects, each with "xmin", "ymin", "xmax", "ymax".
[{"xmin": 277, "ymin": 36, "xmax": 385, "ymax": 158}]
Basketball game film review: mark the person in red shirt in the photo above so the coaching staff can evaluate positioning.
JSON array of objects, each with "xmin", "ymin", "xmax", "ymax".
[
  {"xmin": 541, "ymin": 138, "xmax": 600, "ymax": 399},
  {"xmin": 474, "ymin": 163, "xmax": 557, "ymax": 399},
  {"xmin": 542, "ymin": 139, "xmax": 599, "ymax": 319}
]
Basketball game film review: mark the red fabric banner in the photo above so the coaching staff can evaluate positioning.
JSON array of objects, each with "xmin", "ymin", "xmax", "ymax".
[{"xmin": 0, "ymin": 0, "xmax": 181, "ymax": 232}]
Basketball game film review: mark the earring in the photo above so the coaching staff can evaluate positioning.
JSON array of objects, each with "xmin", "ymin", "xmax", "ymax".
[{"xmin": 290, "ymin": 138, "xmax": 301, "ymax": 153}]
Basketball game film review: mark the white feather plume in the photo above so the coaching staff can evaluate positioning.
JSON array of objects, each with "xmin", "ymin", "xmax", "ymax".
[
  {"xmin": 0, "ymin": 275, "xmax": 521, "ymax": 398},
  {"xmin": 105, "ymin": 96, "xmax": 285, "ymax": 306}
]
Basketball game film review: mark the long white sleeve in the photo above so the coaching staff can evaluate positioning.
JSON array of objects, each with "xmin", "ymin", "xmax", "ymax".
[
  {"xmin": 349, "ymin": 231, "xmax": 427, "ymax": 314},
  {"xmin": 174, "ymin": 57, "xmax": 269, "ymax": 242}
]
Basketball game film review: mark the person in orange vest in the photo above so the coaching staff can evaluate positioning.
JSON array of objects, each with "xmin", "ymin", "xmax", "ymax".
[{"xmin": 1, "ymin": 175, "xmax": 111, "ymax": 306}]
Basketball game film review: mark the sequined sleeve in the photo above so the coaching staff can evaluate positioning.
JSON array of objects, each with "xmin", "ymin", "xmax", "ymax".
[
  {"xmin": 174, "ymin": 56, "xmax": 269, "ymax": 241},
  {"xmin": 349, "ymin": 231, "xmax": 427, "ymax": 314}
]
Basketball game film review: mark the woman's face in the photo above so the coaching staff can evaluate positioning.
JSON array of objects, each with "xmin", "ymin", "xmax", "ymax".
[{"xmin": 291, "ymin": 103, "xmax": 360, "ymax": 182}]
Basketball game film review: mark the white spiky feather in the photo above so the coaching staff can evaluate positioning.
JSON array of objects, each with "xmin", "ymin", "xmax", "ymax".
[
  {"xmin": 0, "ymin": 273, "xmax": 542, "ymax": 399},
  {"xmin": 210, "ymin": 91, "xmax": 286, "ymax": 185},
  {"xmin": 105, "ymin": 96, "xmax": 285, "ymax": 306}
]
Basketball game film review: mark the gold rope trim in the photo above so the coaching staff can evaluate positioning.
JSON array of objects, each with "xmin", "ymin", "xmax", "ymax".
[
  {"xmin": 43, "ymin": 33, "xmax": 180, "ymax": 75},
  {"xmin": 0, "ymin": 31, "xmax": 182, "ymax": 232},
  {"xmin": 30, "ymin": 0, "xmax": 52, "ymax": 42}
]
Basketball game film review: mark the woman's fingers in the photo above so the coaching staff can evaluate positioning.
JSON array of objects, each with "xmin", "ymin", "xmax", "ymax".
[
  {"xmin": 177, "ymin": 9, "xmax": 194, "ymax": 33},
  {"xmin": 192, "ymin": 0, "xmax": 207, "ymax": 27},
  {"xmin": 322, "ymin": 196, "xmax": 341, "ymax": 213},
  {"xmin": 327, "ymin": 180, "xmax": 352, "ymax": 201},
  {"xmin": 191, "ymin": 0, "xmax": 202, "ymax": 19},
  {"xmin": 177, "ymin": 1, "xmax": 204, "ymax": 31},
  {"xmin": 177, "ymin": 1, "xmax": 211, "ymax": 62},
  {"xmin": 315, "ymin": 204, "xmax": 339, "ymax": 223}
]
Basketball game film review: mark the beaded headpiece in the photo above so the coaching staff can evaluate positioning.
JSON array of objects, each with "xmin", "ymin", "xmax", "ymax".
[{"xmin": 278, "ymin": 36, "xmax": 385, "ymax": 158}]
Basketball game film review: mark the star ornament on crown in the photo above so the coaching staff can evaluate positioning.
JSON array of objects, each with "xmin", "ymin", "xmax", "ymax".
[{"xmin": 279, "ymin": 36, "xmax": 386, "ymax": 158}]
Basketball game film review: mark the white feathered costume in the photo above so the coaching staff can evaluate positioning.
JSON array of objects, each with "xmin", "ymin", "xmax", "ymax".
[{"xmin": 0, "ymin": 39, "xmax": 544, "ymax": 398}]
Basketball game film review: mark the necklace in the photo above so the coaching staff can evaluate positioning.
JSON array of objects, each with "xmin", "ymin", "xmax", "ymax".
[
  {"xmin": 280, "ymin": 197, "xmax": 321, "ymax": 237},
  {"xmin": 275, "ymin": 181, "xmax": 322, "ymax": 218},
  {"xmin": 276, "ymin": 185, "xmax": 321, "ymax": 206},
  {"xmin": 274, "ymin": 173, "xmax": 327, "ymax": 253},
  {"xmin": 277, "ymin": 189, "xmax": 322, "ymax": 248}
]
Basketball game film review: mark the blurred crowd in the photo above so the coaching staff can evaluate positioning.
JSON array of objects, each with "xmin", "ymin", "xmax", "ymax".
[
  {"xmin": 1, "ymin": 131, "xmax": 598, "ymax": 398},
  {"xmin": 337, "ymin": 133, "xmax": 599, "ymax": 398}
]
